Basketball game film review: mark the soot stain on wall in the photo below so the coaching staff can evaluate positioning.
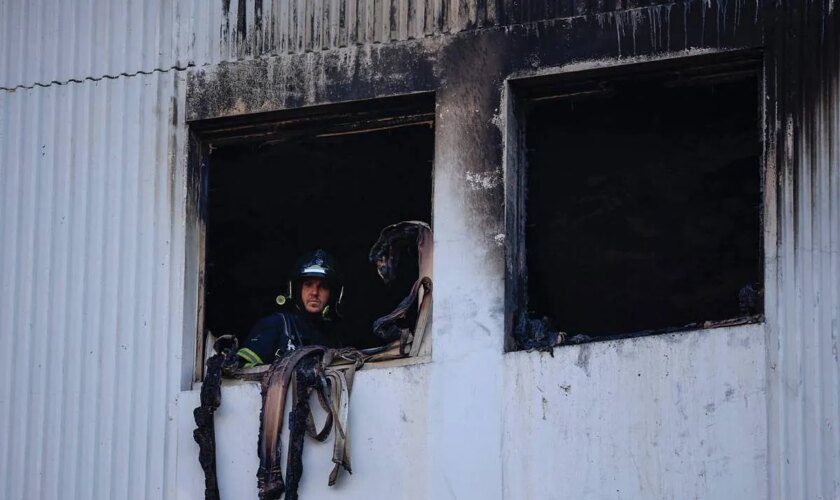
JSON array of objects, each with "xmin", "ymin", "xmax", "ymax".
[
  {"xmin": 765, "ymin": 2, "xmax": 839, "ymax": 236},
  {"xmin": 188, "ymin": 1, "xmax": 763, "ymax": 122},
  {"xmin": 187, "ymin": 41, "xmax": 440, "ymax": 121},
  {"xmin": 209, "ymin": 0, "xmax": 762, "ymax": 59},
  {"xmin": 186, "ymin": 0, "xmax": 787, "ymax": 354}
]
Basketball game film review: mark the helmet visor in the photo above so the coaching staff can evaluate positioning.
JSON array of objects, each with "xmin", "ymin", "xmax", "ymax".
[{"xmin": 298, "ymin": 264, "xmax": 330, "ymax": 279}]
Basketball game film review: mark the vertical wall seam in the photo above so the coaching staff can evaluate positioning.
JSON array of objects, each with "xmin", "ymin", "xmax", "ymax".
[
  {"xmin": 0, "ymin": 85, "xmax": 23, "ymax": 500},
  {"xmin": 49, "ymin": 82, "xmax": 74, "ymax": 500},
  {"xmin": 17, "ymin": 80, "xmax": 40, "ymax": 500}
]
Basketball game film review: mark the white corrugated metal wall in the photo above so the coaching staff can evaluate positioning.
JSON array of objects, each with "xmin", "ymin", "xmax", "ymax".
[
  {"xmin": 0, "ymin": 1, "xmax": 192, "ymax": 491},
  {"xmin": 778, "ymin": 76, "xmax": 840, "ymax": 495},
  {"xmin": 765, "ymin": 8, "xmax": 840, "ymax": 497},
  {"xmin": 0, "ymin": 72, "xmax": 188, "ymax": 499},
  {"xmin": 0, "ymin": 0, "xmax": 185, "ymax": 89},
  {"xmin": 1, "ymin": 0, "xmax": 839, "ymax": 499},
  {"xmin": 0, "ymin": 0, "xmax": 474, "ymax": 90}
]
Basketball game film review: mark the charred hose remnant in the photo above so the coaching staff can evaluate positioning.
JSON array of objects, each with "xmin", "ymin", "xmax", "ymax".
[
  {"xmin": 193, "ymin": 336, "xmax": 239, "ymax": 500},
  {"xmin": 194, "ymin": 343, "xmax": 365, "ymax": 500},
  {"xmin": 370, "ymin": 221, "xmax": 433, "ymax": 355},
  {"xmin": 275, "ymin": 357, "xmax": 319, "ymax": 500},
  {"xmin": 258, "ymin": 346, "xmax": 367, "ymax": 500},
  {"xmin": 258, "ymin": 346, "xmax": 326, "ymax": 499},
  {"xmin": 372, "ymin": 276, "xmax": 433, "ymax": 353}
]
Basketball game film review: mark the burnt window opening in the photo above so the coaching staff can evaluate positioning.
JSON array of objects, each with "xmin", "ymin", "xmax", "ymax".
[
  {"xmin": 513, "ymin": 59, "xmax": 763, "ymax": 348},
  {"xmin": 198, "ymin": 100, "xmax": 434, "ymax": 354}
]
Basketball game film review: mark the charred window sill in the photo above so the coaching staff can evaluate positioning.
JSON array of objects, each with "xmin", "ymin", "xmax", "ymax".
[
  {"xmin": 562, "ymin": 314, "xmax": 764, "ymax": 346},
  {"xmin": 513, "ymin": 314, "xmax": 764, "ymax": 353},
  {"xmin": 220, "ymin": 352, "xmax": 432, "ymax": 385}
]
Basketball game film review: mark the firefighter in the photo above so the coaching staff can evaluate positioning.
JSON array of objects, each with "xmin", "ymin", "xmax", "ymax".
[{"xmin": 235, "ymin": 249, "xmax": 344, "ymax": 367}]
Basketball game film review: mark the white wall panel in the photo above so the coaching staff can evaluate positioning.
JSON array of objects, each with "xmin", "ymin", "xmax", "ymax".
[
  {"xmin": 763, "ymin": 7, "xmax": 840, "ymax": 499},
  {"xmin": 0, "ymin": 0, "xmax": 185, "ymax": 90},
  {"xmin": 504, "ymin": 325, "xmax": 768, "ymax": 499},
  {"xmin": 766, "ymin": 37, "xmax": 840, "ymax": 500},
  {"xmin": 176, "ymin": 326, "xmax": 769, "ymax": 499},
  {"xmin": 178, "ymin": 364, "xmax": 434, "ymax": 499},
  {"xmin": 0, "ymin": 71, "xmax": 187, "ymax": 500}
]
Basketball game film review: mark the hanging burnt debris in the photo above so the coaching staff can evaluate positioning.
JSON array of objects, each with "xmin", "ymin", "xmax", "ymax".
[
  {"xmin": 257, "ymin": 347, "xmax": 334, "ymax": 500},
  {"xmin": 193, "ymin": 336, "xmax": 240, "ymax": 500},
  {"xmin": 514, "ymin": 314, "xmax": 565, "ymax": 353},
  {"xmin": 369, "ymin": 221, "xmax": 433, "ymax": 354},
  {"xmin": 194, "ymin": 221, "xmax": 433, "ymax": 499}
]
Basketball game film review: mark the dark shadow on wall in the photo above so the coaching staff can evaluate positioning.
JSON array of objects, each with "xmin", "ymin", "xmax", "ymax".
[{"xmin": 205, "ymin": 124, "xmax": 433, "ymax": 348}]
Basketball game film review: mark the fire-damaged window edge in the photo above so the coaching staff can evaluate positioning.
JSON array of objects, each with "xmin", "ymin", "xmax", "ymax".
[
  {"xmin": 183, "ymin": 93, "xmax": 437, "ymax": 386},
  {"xmin": 223, "ymin": 350, "xmax": 433, "ymax": 385},
  {"xmin": 503, "ymin": 50, "xmax": 767, "ymax": 354}
]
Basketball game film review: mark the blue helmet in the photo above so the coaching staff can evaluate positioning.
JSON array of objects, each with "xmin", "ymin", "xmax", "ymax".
[{"xmin": 286, "ymin": 249, "xmax": 344, "ymax": 317}]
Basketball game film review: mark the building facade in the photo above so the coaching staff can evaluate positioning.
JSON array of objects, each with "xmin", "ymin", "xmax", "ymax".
[{"xmin": 1, "ymin": 1, "xmax": 839, "ymax": 498}]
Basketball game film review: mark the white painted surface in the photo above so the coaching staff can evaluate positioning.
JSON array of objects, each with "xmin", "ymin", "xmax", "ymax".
[
  {"xmin": 0, "ymin": 72, "xmax": 189, "ymax": 499},
  {"xmin": 177, "ymin": 325, "xmax": 767, "ymax": 499},
  {"xmin": 765, "ymin": 34, "xmax": 840, "ymax": 500},
  {"xmin": 503, "ymin": 325, "xmax": 767, "ymax": 500},
  {"xmin": 0, "ymin": 0, "xmax": 185, "ymax": 89},
  {"xmin": 178, "ymin": 363, "xmax": 433, "ymax": 499}
]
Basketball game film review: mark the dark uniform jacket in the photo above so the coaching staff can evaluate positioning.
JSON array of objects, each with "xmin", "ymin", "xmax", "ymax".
[{"xmin": 236, "ymin": 306, "xmax": 342, "ymax": 366}]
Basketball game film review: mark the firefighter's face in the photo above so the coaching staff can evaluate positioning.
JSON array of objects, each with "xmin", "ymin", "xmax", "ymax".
[{"xmin": 301, "ymin": 278, "xmax": 331, "ymax": 314}]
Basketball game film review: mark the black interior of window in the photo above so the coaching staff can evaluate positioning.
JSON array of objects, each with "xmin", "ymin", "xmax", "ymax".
[
  {"xmin": 525, "ymin": 74, "xmax": 762, "ymax": 341},
  {"xmin": 205, "ymin": 124, "xmax": 434, "ymax": 348}
]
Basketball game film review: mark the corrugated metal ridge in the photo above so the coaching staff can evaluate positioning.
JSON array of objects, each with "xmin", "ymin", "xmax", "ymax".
[
  {"xmin": 1, "ymin": 0, "xmax": 692, "ymax": 91},
  {"xmin": 0, "ymin": 0, "xmax": 186, "ymax": 93},
  {"xmin": 765, "ymin": 3, "xmax": 840, "ymax": 499},
  {"xmin": 188, "ymin": 0, "xmax": 686, "ymax": 66},
  {"xmin": 0, "ymin": 65, "xmax": 193, "ymax": 92},
  {"xmin": 0, "ymin": 69, "xmax": 186, "ymax": 500}
]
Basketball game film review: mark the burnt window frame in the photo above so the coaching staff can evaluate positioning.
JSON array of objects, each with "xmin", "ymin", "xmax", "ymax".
[
  {"xmin": 184, "ymin": 93, "xmax": 437, "ymax": 384},
  {"xmin": 503, "ymin": 51, "xmax": 766, "ymax": 353}
]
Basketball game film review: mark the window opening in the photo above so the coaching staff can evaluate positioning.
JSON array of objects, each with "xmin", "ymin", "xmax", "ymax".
[
  {"xmin": 512, "ymin": 59, "xmax": 763, "ymax": 348},
  {"xmin": 192, "ymin": 96, "xmax": 435, "ymax": 377}
]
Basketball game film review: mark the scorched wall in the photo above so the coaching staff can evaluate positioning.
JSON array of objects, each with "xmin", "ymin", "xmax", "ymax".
[{"xmin": 1, "ymin": 1, "xmax": 838, "ymax": 499}]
